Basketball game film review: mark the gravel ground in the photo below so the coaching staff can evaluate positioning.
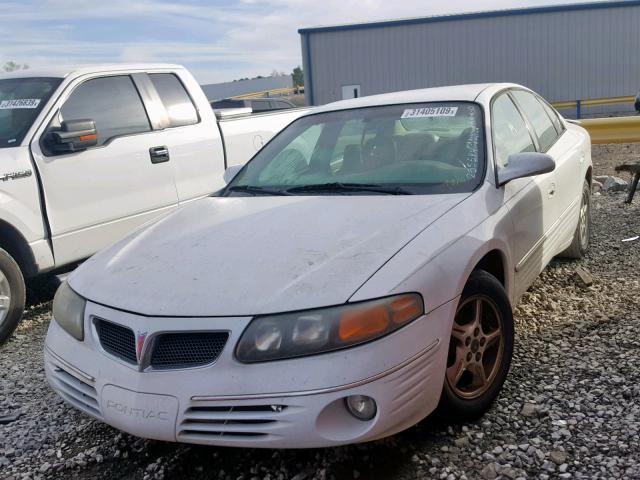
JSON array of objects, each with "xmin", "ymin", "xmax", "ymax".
[{"xmin": 1, "ymin": 149, "xmax": 639, "ymax": 480}]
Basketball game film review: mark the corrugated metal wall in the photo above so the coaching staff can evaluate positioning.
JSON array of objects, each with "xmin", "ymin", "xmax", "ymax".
[{"xmin": 302, "ymin": 4, "xmax": 640, "ymax": 111}]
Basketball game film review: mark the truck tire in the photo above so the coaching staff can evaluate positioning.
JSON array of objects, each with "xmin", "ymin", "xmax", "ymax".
[{"xmin": 0, "ymin": 248, "xmax": 26, "ymax": 344}]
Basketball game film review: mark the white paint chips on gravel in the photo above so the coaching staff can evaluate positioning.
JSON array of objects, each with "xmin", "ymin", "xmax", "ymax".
[{"xmin": 1, "ymin": 191, "xmax": 639, "ymax": 480}]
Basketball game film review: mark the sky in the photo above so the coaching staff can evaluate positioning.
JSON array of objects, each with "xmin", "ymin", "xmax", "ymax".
[{"xmin": 0, "ymin": 0, "xmax": 600, "ymax": 84}]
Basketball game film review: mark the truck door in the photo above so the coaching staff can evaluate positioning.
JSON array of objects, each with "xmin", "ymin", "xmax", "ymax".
[
  {"xmin": 145, "ymin": 72, "xmax": 226, "ymax": 203},
  {"xmin": 29, "ymin": 74, "xmax": 179, "ymax": 266}
]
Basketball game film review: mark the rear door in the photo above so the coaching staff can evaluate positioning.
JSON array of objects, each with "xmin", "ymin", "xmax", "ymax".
[
  {"xmin": 30, "ymin": 74, "xmax": 179, "ymax": 266},
  {"xmin": 510, "ymin": 90, "xmax": 579, "ymax": 251},
  {"xmin": 491, "ymin": 91, "xmax": 558, "ymax": 299},
  {"xmin": 146, "ymin": 72, "xmax": 226, "ymax": 202}
]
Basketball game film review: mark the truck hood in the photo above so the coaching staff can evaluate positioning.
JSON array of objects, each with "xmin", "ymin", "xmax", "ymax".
[{"xmin": 69, "ymin": 194, "xmax": 468, "ymax": 317}]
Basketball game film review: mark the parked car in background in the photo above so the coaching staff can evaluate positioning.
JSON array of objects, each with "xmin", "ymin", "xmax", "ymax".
[
  {"xmin": 0, "ymin": 64, "xmax": 308, "ymax": 343},
  {"xmin": 211, "ymin": 97, "xmax": 296, "ymax": 112},
  {"xmin": 45, "ymin": 83, "xmax": 591, "ymax": 448}
]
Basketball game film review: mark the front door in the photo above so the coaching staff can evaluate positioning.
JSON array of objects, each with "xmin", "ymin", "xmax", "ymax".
[
  {"xmin": 30, "ymin": 74, "xmax": 179, "ymax": 266},
  {"xmin": 491, "ymin": 91, "xmax": 558, "ymax": 300}
]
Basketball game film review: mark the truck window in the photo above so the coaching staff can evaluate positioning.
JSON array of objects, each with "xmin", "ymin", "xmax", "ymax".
[
  {"xmin": 0, "ymin": 77, "xmax": 62, "ymax": 148},
  {"xmin": 149, "ymin": 73, "xmax": 198, "ymax": 127},
  {"xmin": 60, "ymin": 76, "xmax": 151, "ymax": 146}
]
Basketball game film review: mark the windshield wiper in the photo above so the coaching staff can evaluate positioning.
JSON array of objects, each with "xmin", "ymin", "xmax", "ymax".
[
  {"xmin": 285, "ymin": 182, "xmax": 412, "ymax": 195},
  {"xmin": 226, "ymin": 185, "xmax": 292, "ymax": 196}
]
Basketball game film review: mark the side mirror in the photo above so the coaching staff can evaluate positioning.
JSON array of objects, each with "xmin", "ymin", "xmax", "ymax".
[
  {"xmin": 497, "ymin": 152, "xmax": 555, "ymax": 186},
  {"xmin": 48, "ymin": 119, "xmax": 98, "ymax": 154},
  {"xmin": 223, "ymin": 164, "xmax": 243, "ymax": 184}
]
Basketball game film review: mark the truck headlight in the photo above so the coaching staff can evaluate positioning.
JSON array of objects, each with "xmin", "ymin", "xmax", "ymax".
[
  {"xmin": 236, "ymin": 294, "xmax": 424, "ymax": 363},
  {"xmin": 52, "ymin": 281, "xmax": 86, "ymax": 341}
]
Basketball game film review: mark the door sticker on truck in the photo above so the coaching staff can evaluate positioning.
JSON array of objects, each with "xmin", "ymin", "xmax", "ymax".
[
  {"xmin": 401, "ymin": 106, "xmax": 458, "ymax": 118},
  {"xmin": 0, "ymin": 99, "xmax": 41, "ymax": 109}
]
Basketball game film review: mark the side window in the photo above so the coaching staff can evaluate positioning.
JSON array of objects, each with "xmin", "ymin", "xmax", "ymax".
[
  {"xmin": 250, "ymin": 100, "xmax": 272, "ymax": 112},
  {"xmin": 60, "ymin": 76, "xmax": 150, "ymax": 146},
  {"xmin": 511, "ymin": 90, "xmax": 558, "ymax": 152},
  {"xmin": 491, "ymin": 93, "xmax": 536, "ymax": 169},
  {"xmin": 538, "ymin": 97, "xmax": 564, "ymax": 135},
  {"xmin": 149, "ymin": 73, "xmax": 198, "ymax": 127}
]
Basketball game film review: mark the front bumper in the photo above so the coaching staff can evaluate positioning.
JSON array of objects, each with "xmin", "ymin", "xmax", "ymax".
[{"xmin": 44, "ymin": 299, "xmax": 457, "ymax": 448}]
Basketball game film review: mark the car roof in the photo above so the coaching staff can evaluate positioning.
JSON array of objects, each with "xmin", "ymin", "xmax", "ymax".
[
  {"xmin": 312, "ymin": 83, "xmax": 520, "ymax": 113},
  {"xmin": 0, "ymin": 63, "xmax": 184, "ymax": 80}
]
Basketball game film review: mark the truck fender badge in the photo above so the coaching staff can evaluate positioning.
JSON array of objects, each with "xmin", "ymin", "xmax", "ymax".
[{"xmin": 0, "ymin": 170, "xmax": 32, "ymax": 182}]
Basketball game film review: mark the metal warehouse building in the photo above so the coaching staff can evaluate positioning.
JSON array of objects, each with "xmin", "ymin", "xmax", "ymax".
[{"xmin": 299, "ymin": 0, "xmax": 640, "ymax": 116}]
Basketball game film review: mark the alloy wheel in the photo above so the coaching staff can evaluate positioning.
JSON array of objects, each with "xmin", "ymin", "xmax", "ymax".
[
  {"xmin": 0, "ymin": 269, "xmax": 11, "ymax": 328},
  {"xmin": 579, "ymin": 190, "xmax": 590, "ymax": 251},
  {"xmin": 446, "ymin": 295, "xmax": 504, "ymax": 400}
]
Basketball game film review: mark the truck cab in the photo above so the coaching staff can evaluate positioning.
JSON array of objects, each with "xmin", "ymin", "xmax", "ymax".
[{"xmin": 0, "ymin": 64, "xmax": 308, "ymax": 343}]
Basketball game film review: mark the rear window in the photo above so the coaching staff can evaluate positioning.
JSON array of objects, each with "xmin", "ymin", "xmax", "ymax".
[
  {"xmin": 149, "ymin": 73, "xmax": 198, "ymax": 127},
  {"xmin": 511, "ymin": 90, "xmax": 559, "ymax": 152}
]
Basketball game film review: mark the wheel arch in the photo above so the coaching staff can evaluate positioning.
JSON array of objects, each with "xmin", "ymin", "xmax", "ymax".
[
  {"xmin": 585, "ymin": 165, "xmax": 592, "ymax": 186},
  {"xmin": 459, "ymin": 244, "xmax": 513, "ymax": 304},
  {"xmin": 0, "ymin": 219, "xmax": 38, "ymax": 278}
]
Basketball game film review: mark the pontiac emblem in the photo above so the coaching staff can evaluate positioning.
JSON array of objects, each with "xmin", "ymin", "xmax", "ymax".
[{"xmin": 136, "ymin": 331, "xmax": 148, "ymax": 363}]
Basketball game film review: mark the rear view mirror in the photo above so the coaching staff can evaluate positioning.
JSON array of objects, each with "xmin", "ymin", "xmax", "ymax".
[
  {"xmin": 498, "ymin": 152, "xmax": 555, "ymax": 186},
  {"xmin": 48, "ymin": 119, "xmax": 98, "ymax": 154},
  {"xmin": 223, "ymin": 164, "xmax": 243, "ymax": 184}
]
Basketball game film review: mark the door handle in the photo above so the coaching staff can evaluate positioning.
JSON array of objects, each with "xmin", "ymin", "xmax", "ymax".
[{"xmin": 149, "ymin": 146, "xmax": 170, "ymax": 164}]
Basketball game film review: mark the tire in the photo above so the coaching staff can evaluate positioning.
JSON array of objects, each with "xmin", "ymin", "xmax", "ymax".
[
  {"xmin": 438, "ymin": 270, "xmax": 514, "ymax": 421},
  {"xmin": 560, "ymin": 179, "xmax": 591, "ymax": 259},
  {"xmin": 0, "ymin": 248, "xmax": 26, "ymax": 345}
]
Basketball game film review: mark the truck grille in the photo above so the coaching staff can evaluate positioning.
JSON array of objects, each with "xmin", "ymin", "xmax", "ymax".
[
  {"xmin": 96, "ymin": 319, "xmax": 137, "ymax": 364},
  {"xmin": 150, "ymin": 332, "xmax": 228, "ymax": 369}
]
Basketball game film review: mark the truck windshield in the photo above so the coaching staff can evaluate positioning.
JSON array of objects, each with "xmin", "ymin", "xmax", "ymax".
[
  {"xmin": 0, "ymin": 77, "xmax": 62, "ymax": 148},
  {"xmin": 225, "ymin": 102, "xmax": 485, "ymax": 196}
]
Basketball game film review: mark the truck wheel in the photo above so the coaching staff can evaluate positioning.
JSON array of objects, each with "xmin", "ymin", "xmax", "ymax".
[
  {"xmin": 560, "ymin": 179, "xmax": 591, "ymax": 259},
  {"xmin": 438, "ymin": 270, "xmax": 514, "ymax": 421},
  {"xmin": 0, "ymin": 249, "xmax": 26, "ymax": 345}
]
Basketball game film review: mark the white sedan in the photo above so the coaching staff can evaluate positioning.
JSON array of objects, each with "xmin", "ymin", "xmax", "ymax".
[{"xmin": 44, "ymin": 83, "xmax": 591, "ymax": 448}]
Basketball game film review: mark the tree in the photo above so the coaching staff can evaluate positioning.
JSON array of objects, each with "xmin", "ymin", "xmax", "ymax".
[
  {"xmin": 2, "ymin": 61, "xmax": 29, "ymax": 73},
  {"xmin": 292, "ymin": 66, "xmax": 304, "ymax": 87}
]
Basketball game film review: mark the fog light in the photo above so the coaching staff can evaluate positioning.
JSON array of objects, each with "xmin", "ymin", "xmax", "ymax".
[{"xmin": 345, "ymin": 395, "xmax": 377, "ymax": 421}]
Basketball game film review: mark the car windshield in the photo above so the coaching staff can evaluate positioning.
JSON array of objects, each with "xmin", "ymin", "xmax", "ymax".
[
  {"xmin": 224, "ymin": 102, "xmax": 485, "ymax": 196},
  {"xmin": 0, "ymin": 77, "xmax": 62, "ymax": 148}
]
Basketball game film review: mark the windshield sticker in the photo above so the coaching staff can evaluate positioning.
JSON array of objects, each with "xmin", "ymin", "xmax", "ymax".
[
  {"xmin": 401, "ymin": 106, "xmax": 458, "ymax": 118},
  {"xmin": 0, "ymin": 99, "xmax": 41, "ymax": 109}
]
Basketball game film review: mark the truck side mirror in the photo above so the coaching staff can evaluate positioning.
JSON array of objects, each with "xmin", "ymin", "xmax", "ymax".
[
  {"xmin": 48, "ymin": 119, "xmax": 98, "ymax": 154},
  {"xmin": 497, "ymin": 152, "xmax": 555, "ymax": 186},
  {"xmin": 223, "ymin": 164, "xmax": 243, "ymax": 184}
]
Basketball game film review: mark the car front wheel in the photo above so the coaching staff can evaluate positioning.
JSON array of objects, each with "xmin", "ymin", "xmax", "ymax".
[
  {"xmin": 438, "ymin": 270, "xmax": 514, "ymax": 420},
  {"xmin": 0, "ymin": 248, "xmax": 25, "ymax": 345}
]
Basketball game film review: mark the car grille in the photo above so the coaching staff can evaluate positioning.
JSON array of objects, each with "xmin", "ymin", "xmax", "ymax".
[
  {"xmin": 150, "ymin": 332, "xmax": 229, "ymax": 369},
  {"xmin": 95, "ymin": 319, "xmax": 228, "ymax": 370},
  {"xmin": 48, "ymin": 361, "xmax": 102, "ymax": 418},
  {"xmin": 96, "ymin": 319, "xmax": 137, "ymax": 364},
  {"xmin": 178, "ymin": 404, "xmax": 290, "ymax": 442}
]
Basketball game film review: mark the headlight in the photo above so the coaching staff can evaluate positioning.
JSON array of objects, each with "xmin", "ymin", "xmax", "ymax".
[
  {"xmin": 236, "ymin": 293, "xmax": 424, "ymax": 363},
  {"xmin": 52, "ymin": 281, "xmax": 86, "ymax": 341}
]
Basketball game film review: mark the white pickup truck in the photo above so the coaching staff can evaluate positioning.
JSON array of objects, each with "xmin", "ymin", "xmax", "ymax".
[{"xmin": 0, "ymin": 63, "xmax": 308, "ymax": 342}]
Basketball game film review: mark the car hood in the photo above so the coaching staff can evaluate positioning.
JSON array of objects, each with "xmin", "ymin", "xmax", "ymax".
[{"xmin": 70, "ymin": 194, "xmax": 469, "ymax": 317}]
